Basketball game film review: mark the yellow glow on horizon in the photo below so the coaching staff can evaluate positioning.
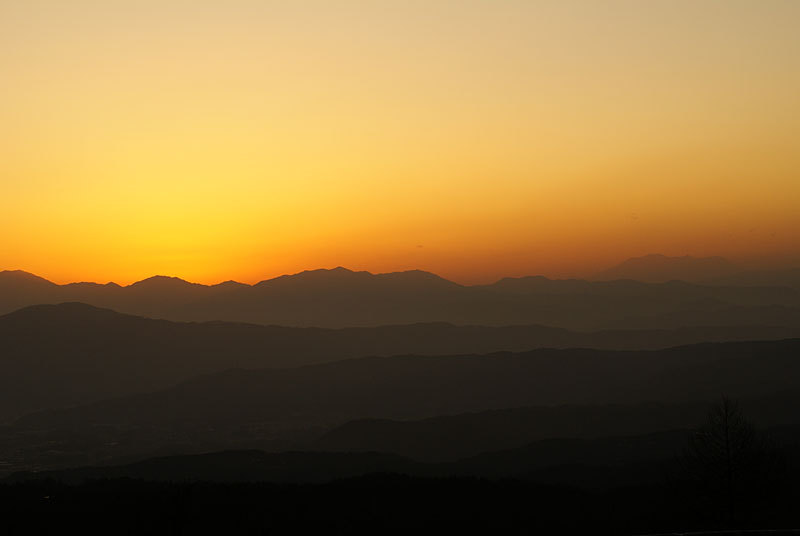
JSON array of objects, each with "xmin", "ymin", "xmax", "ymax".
[{"xmin": 2, "ymin": 1, "xmax": 799, "ymax": 285}]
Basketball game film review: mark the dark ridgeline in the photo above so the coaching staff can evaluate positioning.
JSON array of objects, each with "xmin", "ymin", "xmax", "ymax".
[
  {"xmin": 2, "ymin": 263, "xmax": 800, "ymax": 329},
  {"xmin": 3, "ymin": 259, "xmax": 800, "ymax": 534}
]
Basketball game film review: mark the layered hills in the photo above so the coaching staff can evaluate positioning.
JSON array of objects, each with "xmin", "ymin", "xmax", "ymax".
[
  {"xmin": 3, "ymin": 264, "xmax": 800, "ymax": 329},
  {"xmin": 4, "ymin": 303, "xmax": 798, "ymax": 421}
]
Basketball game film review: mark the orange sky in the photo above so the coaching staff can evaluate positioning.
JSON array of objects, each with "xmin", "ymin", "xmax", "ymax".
[{"xmin": 2, "ymin": 1, "xmax": 799, "ymax": 285}]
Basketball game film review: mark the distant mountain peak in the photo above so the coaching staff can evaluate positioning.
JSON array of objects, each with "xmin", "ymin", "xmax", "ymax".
[
  {"xmin": 0, "ymin": 269, "xmax": 56, "ymax": 284},
  {"xmin": 378, "ymin": 269, "xmax": 459, "ymax": 282},
  {"xmin": 0, "ymin": 269, "xmax": 36, "ymax": 276},
  {"xmin": 256, "ymin": 267, "xmax": 361, "ymax": 285},
  {"xmin": 212, "ymin": 280, "xmax": 249, "ymax": 289},
  {"xmin": 594, "ymin": 254, "xmax": 738, "ymax": 283},
  {"xmin": 251, "ymin": 267, "xmax": 462, "ymax": 292},
  {"xmin": 373, "ymin": 270, "xmax": 463, "ymax": 291},
  {"xmin": 128, "ymin": 275, "xmax": 200, "ymax": 288}
]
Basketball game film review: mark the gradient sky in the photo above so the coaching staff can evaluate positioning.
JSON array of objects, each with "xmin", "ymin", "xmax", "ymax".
[{"xmin": 2, "ymin": 1, "xmax": 799, "ymax": 285}]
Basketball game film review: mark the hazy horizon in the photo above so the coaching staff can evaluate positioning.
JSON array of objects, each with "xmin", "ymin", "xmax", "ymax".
[
  {"xmin": 3, "ymin": 1, "xmax": 799, "ymax": 285},
  {"xmin": 2, "ymin": 251, "xmax": 800, "ymax": 288}
]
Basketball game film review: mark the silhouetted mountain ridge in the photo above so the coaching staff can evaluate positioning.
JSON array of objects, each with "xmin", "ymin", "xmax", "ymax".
[
  {"xmin": 129, "ymin": 275, "xmax": 202, "ymax": 289},
  {"xmin": 2, "ymin": 267, "xmax": 799, "ymax": 329}
]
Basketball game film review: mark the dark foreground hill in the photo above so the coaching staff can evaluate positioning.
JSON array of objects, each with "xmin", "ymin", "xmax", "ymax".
[
  {"xmin": 9, "ymin": 423, "xmax": 800, "ymax": 486},
  {"xmin": 4, "ymin": 303, "xmax": 797, "ymax": 422},
  {"xmin": 3, "ymin": 267, "xmax": 800, "ymax": 329},
  {"xmin": 0, "ymin": 475, "xmax": 712, "ymax": 536},
  {"xmin": 5, "ymin": 423, "xmax": 800, "ymax": 535},
  {"xmin": 0, "ymin": 429, "xmax": 714, "ymax": 486},
  {"xmin": 4, "ymin": 339, "xmax": 800, "ymax": 475}
]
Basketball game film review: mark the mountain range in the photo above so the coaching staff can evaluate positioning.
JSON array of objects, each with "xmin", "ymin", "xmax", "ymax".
[
  {"xmin": 3, "ymin": 257, "xmax": 800, "ymax": 329},
  {"xmin": 3, "ymin": 254, "xmax": 800, "ymax": 493}
]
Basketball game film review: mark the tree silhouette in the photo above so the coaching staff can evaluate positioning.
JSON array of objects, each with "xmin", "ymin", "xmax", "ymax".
[{"xmin": 682, "ymin": 396, "xmax": 781, "ymax": 525}]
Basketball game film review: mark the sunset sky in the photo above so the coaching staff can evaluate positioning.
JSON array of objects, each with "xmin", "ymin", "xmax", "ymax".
[{"xmin": 2, "ymin": 1, "xmax": 799, "ymax": 285}]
